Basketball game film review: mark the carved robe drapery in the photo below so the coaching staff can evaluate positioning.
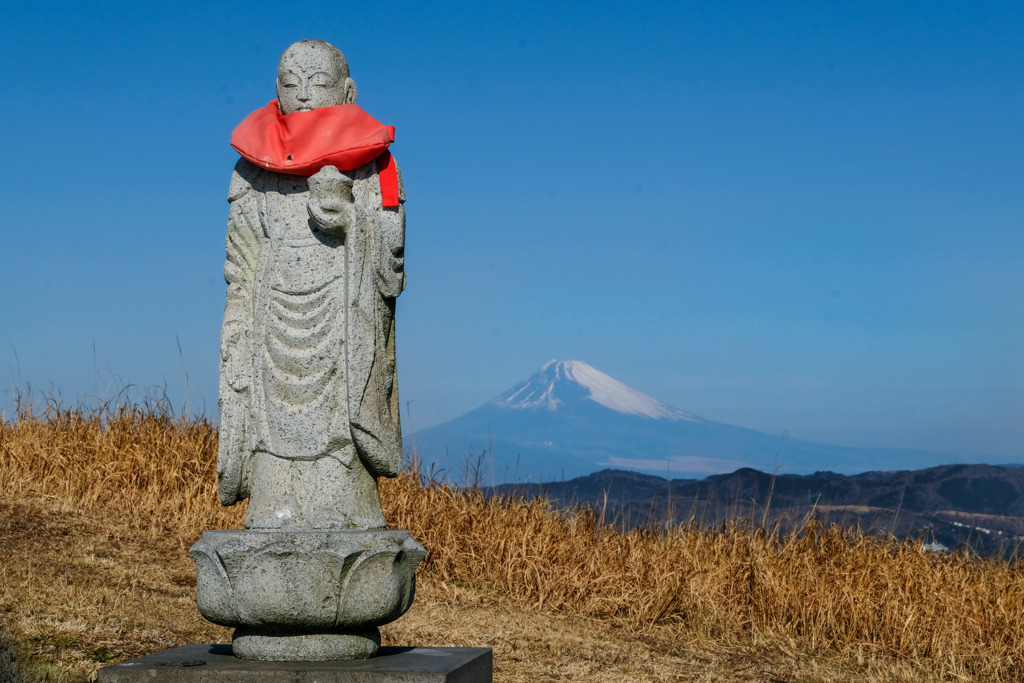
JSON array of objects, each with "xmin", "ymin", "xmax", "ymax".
[{"xmin": 217, "ymin": 156, "xmax": 406, "ymax": 525}]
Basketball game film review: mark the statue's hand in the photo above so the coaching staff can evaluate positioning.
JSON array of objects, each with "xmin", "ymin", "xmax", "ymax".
[{"xmin": 307, "ymin": 166, "xmax": 356, "ymax": 234}]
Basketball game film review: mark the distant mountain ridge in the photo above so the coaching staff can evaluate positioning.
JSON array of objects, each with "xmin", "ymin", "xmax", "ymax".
[
  {"xmin": 486, "ymin": 464, "xmax": 1024, "ymax": 558},
  {"xmin": 411, "ymin": 360, "xmax": 1021, "ymax": 484}
]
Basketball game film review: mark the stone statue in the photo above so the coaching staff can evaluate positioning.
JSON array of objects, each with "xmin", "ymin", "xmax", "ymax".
[
  {"xmin": 191, "ymin": 40, "xmax": 425, "ymax": 662},
  {"xmin": 217, "ymin": 39, "xmax": 406, "ymax": 531}
]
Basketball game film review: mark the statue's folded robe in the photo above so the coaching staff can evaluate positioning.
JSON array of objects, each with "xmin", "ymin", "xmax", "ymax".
[{"xmin": 231, "ymin": 100, "xmax": 400, "ymax": 207}]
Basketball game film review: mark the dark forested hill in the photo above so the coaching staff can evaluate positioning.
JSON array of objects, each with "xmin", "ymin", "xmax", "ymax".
[{"xmin": 487, "ymin": 464, "xmax": 1024, "ymax": 558}]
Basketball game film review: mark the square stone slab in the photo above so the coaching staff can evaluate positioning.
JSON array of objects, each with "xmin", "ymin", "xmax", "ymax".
[{"xmin": 97, "ymin": 644, "xmax": 492, "ymax": 682}]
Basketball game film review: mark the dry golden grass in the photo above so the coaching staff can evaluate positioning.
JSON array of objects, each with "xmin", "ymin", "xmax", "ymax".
[{"xmin": 1, "ymin": 400, "xmax": 1023, "ymax": 681}]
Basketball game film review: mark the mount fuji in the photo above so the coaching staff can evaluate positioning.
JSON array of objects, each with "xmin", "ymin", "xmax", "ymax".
[{"xmin": 410, "ymin": 360, "xmax": 998, "ymax": 484}]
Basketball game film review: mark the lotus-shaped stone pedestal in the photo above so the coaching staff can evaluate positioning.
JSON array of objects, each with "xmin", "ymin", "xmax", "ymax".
[{"xmin": 190, "ymin": 529, "xmax": 426, "ymax": 661}]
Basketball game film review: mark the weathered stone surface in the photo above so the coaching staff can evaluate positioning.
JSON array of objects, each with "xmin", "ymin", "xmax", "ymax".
[
  {"xmin": 190, "ymin": 530, "xmax": 425, "ymax": 633},
  {"xmin": 275, "ymin": 41, "xmax": 357, "ymax": 115},
  {"xmin": 191, "ymin": 39, "xmax": 425, "ymax": 663},
  {"xmin": 232, "ymin": 628, "xmax": 380, "ymax": 661},
  {"xmin": 97, "ymin": 644, "xmax": 493, "ymax": 682}
]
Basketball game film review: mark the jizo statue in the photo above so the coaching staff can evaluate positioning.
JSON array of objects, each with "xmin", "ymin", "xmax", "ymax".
[
  {"xmin": 190, "ymin": 40, "xmax": 423, "ymax": 663},
  {"xmin": 217, "ymin": 40, "xmax": 406, "ymax": 531}
]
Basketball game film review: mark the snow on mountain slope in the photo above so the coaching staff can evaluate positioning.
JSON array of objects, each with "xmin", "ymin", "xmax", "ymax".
[{"xmin": 490, "ymin": 360, "xmax": 700, "ymax": 421}]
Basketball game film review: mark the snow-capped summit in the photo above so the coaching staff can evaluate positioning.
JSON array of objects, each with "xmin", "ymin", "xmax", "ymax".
[{"xmin": 490, "ymin": 360, "xmax": 700, "ymax": 422}]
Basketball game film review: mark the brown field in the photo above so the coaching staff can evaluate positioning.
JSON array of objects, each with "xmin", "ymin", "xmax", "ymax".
[{"xmin": 1, "ymin": 400, "xmax": 1023, "ymax": 681}]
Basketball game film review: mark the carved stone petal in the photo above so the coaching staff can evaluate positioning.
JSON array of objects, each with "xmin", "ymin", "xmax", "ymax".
[
  {"xmin": 336, "ymin": 548, "xmax": 408, "ymax": 627},
  {"xmin": 235, "ymin": 543, "xmax": 337, "ymax": 628},
  {"xmin": 189, "ymin": 545, "xmax": 240, "ymax": 626}
]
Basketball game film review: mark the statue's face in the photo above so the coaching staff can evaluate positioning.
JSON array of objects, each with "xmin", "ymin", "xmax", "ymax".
[{"xmin": 276, "ymin": 43, "xmax": 349, "ymax": 114}]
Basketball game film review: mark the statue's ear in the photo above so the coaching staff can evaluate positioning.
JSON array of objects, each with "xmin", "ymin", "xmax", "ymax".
[{"xmin": 344, "ymin": 77, "xmax": 358, "ymax": 104}]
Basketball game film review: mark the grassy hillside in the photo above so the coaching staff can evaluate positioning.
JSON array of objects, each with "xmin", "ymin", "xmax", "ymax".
[{"xmin": 1, "ymin": 401, "xmax": 1023, "ymax": 681}]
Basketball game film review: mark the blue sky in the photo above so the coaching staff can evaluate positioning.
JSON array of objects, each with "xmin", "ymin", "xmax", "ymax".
[{"xmin": 2, "ymin": 1, "xmax": 1022, "ymax": 460}]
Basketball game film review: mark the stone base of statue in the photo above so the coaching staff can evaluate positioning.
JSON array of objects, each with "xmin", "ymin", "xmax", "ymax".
[
  {"xmin": 96, "ymin": 644, "xmax": 493, "ymax": 682},
  {"xmin": 189, "ymin": 529, "xmax": 426, "ymax": 661}
]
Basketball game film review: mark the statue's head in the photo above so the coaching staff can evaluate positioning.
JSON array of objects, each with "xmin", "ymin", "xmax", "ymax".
[{"xmin": 276, "ymin": 40, "xmax": 357, "ymax": 114}]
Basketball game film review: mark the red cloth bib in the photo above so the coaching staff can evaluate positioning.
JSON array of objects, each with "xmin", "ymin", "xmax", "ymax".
[{"xmin": 231, "ymin": 101, "xmax": 400, "ymax": 207}]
